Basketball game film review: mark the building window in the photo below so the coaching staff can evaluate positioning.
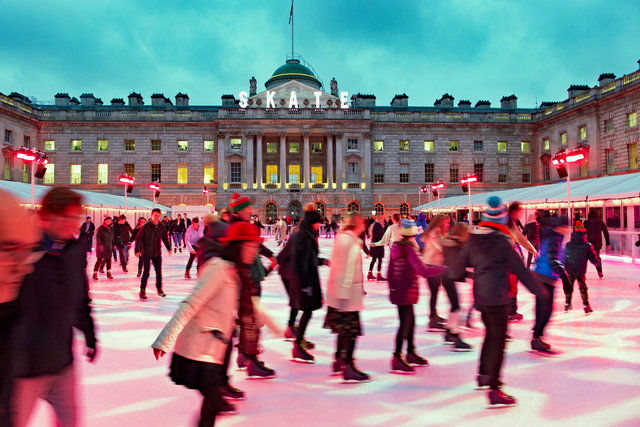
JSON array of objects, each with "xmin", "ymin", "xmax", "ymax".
[
  {"xmin": 522, "ymin": 165, "xmax": 531, "ymax": 183},
  {"xmin": 3, "ymin": 159, "xmax": 10, "ymax": 180},
  {"xmin": 606, "ymin": 148, "xmax": 615, "ymax": 173},
  {"xmin": 97, "ymin": 163, "xmax": 108, "ymax": 184},
  {"xmin": 374, "ymin": 164, "xmax": 384, "ymax": 183},
  {"xmin": 71, "ymin": 139, "xmax": 82, "ymax": 151},
  {"xmin": 230, "ymin": 162, "xmax": 242, "ymax": 183},
  {"xmin": 151, "ymin": 164, "xmax": 162, "ymax": 182},
  {"xmin": 605, "ymin": 119, "xmax": 614, "ymax": 134},
  {"xmin": 177, "ymin": 140, "xmax": 189, "ymax": 151},
  {"xmin": 24, "ymin": 135, "xmax": 31, "ymax": 148},
  {"xmin": 629, "ymin": 112, "xmax": 638, "ymax": 128},
  {"xmin": 347, "ymin": 162, "xmax": 359, "ymax": 183},
  {"xmin": 449, "ymin": 164, "xmax": 458, "ymax": 183},
  {"xmin": 424, "ymin": 140, "xmax": 434, "ymax": 152},
  {"xmin": 521, "ymin": 141, "xmax": 530, "ymax": 152},
  {"xmin": 311, "ymin": 166, "xmax": 322, "ymax": 183},
  {"xmin": 629, "ymin": 143, "xmax": 638, "ymax": 169},
  {"xmin": 560, "ymin": 132, "xmax": 567, "ymax": 146},
  {"xmin": 399, "ymin": 140, "xmax": 409, "ymax": 151},
  {"xmin": 266, "ymin": 142, "xmax": 277, "ymax": 153},
  {"xmin": 374, "ymin": 202, "xmax": 384, "ymax": 216},
  {"xmin": 448, "ymin": 140, "xmax": 458, "ymax": 152},
  {"xmin": 288, "ymin": 164, "xmax": 300, "ymax": 184},
  {"xmin": 473, "ymin": 140, "xmax": 483, "ymax": 152},
  {"xmin": 474, "ymin": 163, "xmax": 484, "ymax": 182},
  {"xmin": 4, "ymin": 129, "xmax": 12, "ymax": 144},
  {"xmin": 203, "ymin": 140, "xmax": 214, "ymax": 151},
  {"xmin": 580, "ymin": 160, "xmax": 588, "ymax": 177},
  {"xmin": 124, "ymin": 163, "xmax": 135, "ymax": 177},
  {"xmin": 543, "ymin": 138, "xmax": 550, "ymax": 151},
  {"xmin": 204, "ymin": 165, "xmax": 215, "ymax": 183},
  {"xmin": 265, "ymin": 202, "xmax": 278, "ymax": 221},
  {"xmin": 230, "ymin": 138, "xmax": 242, "ymax": 150},
  {"xmin": 424, "ymin": 163, "xmax": 434, "ymax": 182},
  {"xmin": 97, "ymin": 139, "xmax": 108, "ymax": 151},
  {"xmin": 289, "ymin": 142, "xmax": 299, "ymax": 153},
  {"xmin": 266, "ymin": 164, "xmax": 278, "ymax": 184},
  {"xmin": 543, "ymin": 162, "xmax": 550, "ymax": 181},
  {"xmin": 312, "ymin": 143, "xmax": 322, "ymax": 153},
  {"xmin": 315, "ymin": 201, "xmax": 325, "ymax": 218},
  {"xmin": 347, "ymin": 201, "xmax": 360, "ymax": 214},
  {"xmin": 70, "ymin": 164, "xmax": 82, "ymax": 184},
  {"xmin": 498, "ymin": 165, "xmax": 508, "ymax": 183},
  {"xmin": 399, "ymin": 164, "xmax": 409, "ymax": 183},
  {"xmin": 497, "ymin": 141, "xmax": 507, "ymax": 152},
  {"xmin": 44, "ymin": 140, "xmax": 55, "ymax": 151},
  {"xmin": 579, "ymin": 126, "xmax": 587, "ymax": 141},
  {"xmin": 373, "ymin": 140, "xmax": 384, "ymax": 152},
  {"xmin": 152, "ymin": 139, "xmax": 162, "ymax": 151},
  {"xmin": 177, "ymin": 165, "xmax": 188, "ymax": 184},
  {"xmin": 44, "ymin": 163, "xmax": 54, "ymax": 184},
  {"xmin": 22, "ymin": 164, "xmax": 28, "ymax": 183},
  {"xmin": 124, "ymin": 139, "xmax": 135, "ymax": 151},
  {"xmin": 400, "ymin": 202, "xmax": 410, "ymax": 217},
  {"xmin": 347, "ymin": 138, "xmax": 358, "ymax": 151}
]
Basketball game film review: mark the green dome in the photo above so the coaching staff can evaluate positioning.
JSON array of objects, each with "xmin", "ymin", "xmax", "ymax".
[{"xmin": 265, "ymin": 59, "xmax": 321, "ymax": 90}]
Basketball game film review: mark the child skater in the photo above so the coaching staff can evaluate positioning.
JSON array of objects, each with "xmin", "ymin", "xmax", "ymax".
[{"xmin": 563, "ymin": 221, "xmax": 600, "ymax": 314}]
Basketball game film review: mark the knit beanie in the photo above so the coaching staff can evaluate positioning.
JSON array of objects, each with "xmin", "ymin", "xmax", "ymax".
[
  {"xmin": 574, "ymin": 220, "xmax": 586, "ymax": 232},
  {"xmin": 229, "ymin": 192, "xmax": 252, "ymax": 212},
  {"xmin": 482, "ymin": 196, "xmax": 508, "ymax": 225},
  {"xmin": 400, "ymin": 219, "xmax": 418, "ymax": 237}
]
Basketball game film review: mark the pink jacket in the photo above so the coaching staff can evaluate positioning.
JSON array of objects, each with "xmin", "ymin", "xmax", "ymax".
[{"xmin": 326, "ymin": 230, "xmax": 365, "ymax": 312}]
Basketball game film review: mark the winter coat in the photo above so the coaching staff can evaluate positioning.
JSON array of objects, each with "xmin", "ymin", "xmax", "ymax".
[
  {"xmin": 326, "ymin": 230, "xmax": 365, "ymax": 312},
  {"xmin": 441, "ymin": 236, "xmax": 467, "ymax": 282},
  {"xmin": 534, "ymin": 226, "xmax": 567, "ymax": 283},
  {"xmin": 79, "ymin": 221, "xmax": 95, "ymax": 237},
  {"xmin": 185, "ymin": 224, "xmax": 204, "ymax": 253},
  {"xmin": 113, "ymin": 221, "xmax": 133, "ymax": 247},
  {"xmin": 13, "ymin": 236, "xmax": 96, "ymax": 377},
  {"xmin": 134, "ymin": 221, "xmax": 171, "ymax": 258},
  {"xmin": 289, "ymin": 220, "xmax": 325, "ymax": 312},
  {"xmin": 174, "ymin": 219, "xmax": 187, "ymax": 234},
  {"xmin": 197, "ymin": 221, "xmax": 229, "ymax": 268},
  {"xmin": 369, "ymin": 221, "xmax": 385, "ymax": 258},
  {"xmin": 583, "ymin": 217, "xmax": 610, "ymax": 250},
  {"xmin": 523, "ymin": 220, "xmax": 541, "ymax": 246},
  {"xmin": 152, "ymin": 257, "xmax": 239, "ymax": 364},
  {"xmin": 387, "ymin": 240, "xmax": 446, "ymax": 306},
  {"xmin": 276, "ymin": 231, "xmax": 297, "ymax": 281},
  {"xmin": 422, "ymin": 229, "xmax": 445, "ymax": 265},
  {"xmin": 564, "ymin": 231, "xmax": 601, "ymax": 276},
  {"xmin": 416, "ymin": 213, "xmax": 428, "ymax": 251},
  {"xmin": 95, "ymin": 224, "xmax": 114, "ymax": 258},
  {"xmin": 374, "ymin": 223, "xmax": 401, "ymax": 247}
]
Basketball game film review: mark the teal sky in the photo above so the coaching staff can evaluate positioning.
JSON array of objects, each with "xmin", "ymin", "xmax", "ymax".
[{"xmin": 1, "ymin": 0, "xmax": 639, "ymax": 108}]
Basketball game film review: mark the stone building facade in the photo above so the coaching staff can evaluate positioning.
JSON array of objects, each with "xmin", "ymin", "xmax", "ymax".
[{"xmin": 1, "ymin": 58, "xmax": 639, "ymax": 220}]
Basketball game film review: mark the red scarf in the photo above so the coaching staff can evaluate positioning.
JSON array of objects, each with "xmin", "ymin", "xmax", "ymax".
[{"xmin": 478, "ymin": 221, "xmax": 511, "ymax": 236}]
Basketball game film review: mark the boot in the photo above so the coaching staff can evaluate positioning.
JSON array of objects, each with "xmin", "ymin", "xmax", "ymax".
[
  {"xmin": 122, "ymin": 267, "xmax": 128, "ymax": 273},
  {"xmin": 488, "ymin": 388, "xmax": 517, "ymax": 406},
  {"xmin": 508, "ymin": 312, "xmax": 523, "ymax": 322},
  {"xmin": 477, "ymin": 374, "xmax": 503, "ymax": 389},
  {"xmin": 406, "ymin": 350, "xmax": 429, "ymax": 366},
  {"xmin": 564, "ymin": 303, "xmax": 572, "ymax": 312},
  {"xmin": 367, "ymin": 271, "xmax": 375, "ymax": 281},
  {"xmin": 185, "ymin": 271, "xmax": 191, "ymax": 279},
  {"xmin": 157, "ymin": 288, "xmax": 166, "ymax": 298},
  {"xmin": 219, "ymin": 398, "xmax": 237, "ymax": 414},
  {"xmin": 332, "ymin": 358, "xmax": 346, "ymax": 375},
  {"xmin": 139, "ymin": 289, "xmax": 147, "ymax": 300},
  {"xmin": 246, "ymin": 358, "xmax": 276, "ymax": 379},
  {"xmin": 174, "ymin": 247, "xmax": 177, "ymax": 254},
  {"xmin": 584, "ymin": 304, "xmax": 593, "ymax": 314},
  {"xmin": 292, "ymin": 342, "xmax": 315, "ymax": 363},
  {"xmin": 137, "ymin": 268, "xmax": 142, "ymax": 278},
  {"xmin": 444, "ymin": 329, "xmax": 456, "ymax": 344},
  {"xmin": 299, "ymin": 339, "xmax": 315, "ymax": 350},
  {"xmin": 452, "ymin": 335, "xmax": 472, "ymax": 352},
  {"xmin": 220, "ymin": 383, "xmax": 245, "ymax": 400},
  {"xmin": 427, "ymin": 318, "xmax": 446, "ymax": 332},
  {"xmin": 284, "ymin": 325, "xmax": 298, "ymax": 340},
  {"xmin": 106, "ymin": 271, "xmax": 113, "ymax": 280},
  {"xmin": 343, "ymin": 362, "xmax": 370, "ymax": 382},
  {"xmin": 390, "ymin": 354, "xmax": 414, "ymax": 374},
  {"xmin": 179, "ymin": 247, "xmax": 182, "ymax": 253},
  {"xmin": 376, "ymin": 273, "xmax": 387, "ymax": 282},
  {"xmin": 237, "ymin": 352, "xmax": 248, "ymax": 370},
  {"xmin": 92, "ymin": 272, "xmax": 98, "ymax": 280},
  {"xmin": 531, "ymin": 336, "xmax": 553, "ymax": 353}
]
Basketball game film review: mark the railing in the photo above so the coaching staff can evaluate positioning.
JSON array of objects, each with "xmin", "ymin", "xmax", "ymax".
[
  {"xmin": 312, "ymin": 183, "xmax": 326, "ymax": 189},
  {"xmin": 265, "ymin": 183, "xmax": 279, "ymax": 190},
  {"xmin": 599, "ymin": 230, "xmax": 640, "ymax": 263},
  {"xmin": 623, "ymin": 71, "xmax": 639, "ymax": 85},
  {"xmin": 575, "ymin": 92, "xmax": 591, "ymax": 103},
  {"xmin": 347, "ymin": 183, "xmax": 360, "ymax": 189},
  {"xmin": 228, "ymin": 183, "xmax": 243, "ymax": 190},
  {"xmin": 602, "ymin": 81, "xmax": 616, "ymax": 93}
]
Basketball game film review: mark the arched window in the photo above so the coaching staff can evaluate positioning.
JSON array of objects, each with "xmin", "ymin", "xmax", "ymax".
[
  {"xmin": 400, "ymin": 202, "xmax": 410, "ymax": 217},
  {"xmin": 315, "ymin": 201, "xmax": 325, "ymax": 219},
  {"xmin": 374, "ymin": 202, "xmax": 384, "ymax": 216},
  {"xmin": 264, "ymin": 201, "xmax": 278, "ymax": 221},
  {"xmin": 347, "ymin": 201, "xmax": 360, "ymax": 214}
]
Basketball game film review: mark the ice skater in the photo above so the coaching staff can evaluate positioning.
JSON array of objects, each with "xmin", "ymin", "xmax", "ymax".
[{"xmin": 563, "ymin": 221, "xmax": 600, "ymax": 314}]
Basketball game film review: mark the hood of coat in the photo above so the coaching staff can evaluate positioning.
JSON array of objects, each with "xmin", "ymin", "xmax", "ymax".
[{"xmin": 570, "ymin": 230, "xmax": 587, "ymax": 244}]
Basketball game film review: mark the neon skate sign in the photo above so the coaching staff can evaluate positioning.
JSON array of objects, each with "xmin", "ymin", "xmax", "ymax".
[{"xmin": 238, "ymin": 90, "xmax": 350, "ymax": 109}]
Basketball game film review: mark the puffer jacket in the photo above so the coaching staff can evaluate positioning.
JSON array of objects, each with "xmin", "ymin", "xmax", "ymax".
[
  {"xmin": 152, "ymin": 257, "xmax": 239, "ymax": 364},
  {"xmin": 441, "ymin": 236, "xmax": 467, "ymax": 282},
  {"xmin": 534, "ymin": 226, "xmax": 567, "ymax": 282},
  {"xmin": 387, "ymin": 240, "xmax": 445, "ymax": 305},
  {"xmin": 564, "ymin": 231, "xmax": 601, "ymax": 276},
  {"xmin": 95, "ymin": 224, "xmax": 114, "ymax": 258},
  {"xmin": 326, "ymin": 230, "xmax": 365, "ymax": 312}
]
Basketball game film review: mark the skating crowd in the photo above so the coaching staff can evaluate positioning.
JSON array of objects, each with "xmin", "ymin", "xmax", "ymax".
[{"xmin": 0, "ymin": 187, "xmax": 619, "ymax": 426}]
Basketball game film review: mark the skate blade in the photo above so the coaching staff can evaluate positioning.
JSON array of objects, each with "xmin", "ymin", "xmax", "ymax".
[
  {"xmin": 389, "ymin": 369, "xmax": 415, "ymax": 375},
  {"xmin": 487, "ymin": 402, "xmax": 517, "ymax": 409},
  {"xmin": 246, "ymin": 374, "xmax": 277, "ymax": 380},
  {"xmin": 475, "ymin": 386, "xmax": 490, "ymax": 391},
  {"xmin": 527, "ymin": 349, "xmax": 559, "ymax": 357},
  {"xmin": 291, "ymin": 357, "xmax": 315, "ymax": 364},
  {"xmin": 451, "ymin": 348, "xmax": 472, "ymax": 352},
  {"xmin": 341, "ymin": 378, "xmax": 372, "ymax": 384}
]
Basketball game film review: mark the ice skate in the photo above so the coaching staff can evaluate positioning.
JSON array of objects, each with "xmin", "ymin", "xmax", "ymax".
[
  {"xmin": 292, "ymin": 343, "xmax": 315, "ymax": 363},
  {"xmin": 406, "ymin": 351, "xmax": 429, "ymax": 366},
  {"xmin": 390, "ymin": 354, "xmax": 415, "ymax": 374},
  {"xmin": 343, "ymin": 363, "xmax": 371, "ymax": 383},
  {"xmin": 488, "ymin": 388, "xmax": 517, "ymax": 407}
]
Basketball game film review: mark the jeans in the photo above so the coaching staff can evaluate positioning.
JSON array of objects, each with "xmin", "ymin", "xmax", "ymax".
[
  {"xmin": 141, "ymin": 256, "xmax": 163, "ymax": 290},
  {"xmin": 477, "ymin": 304, "xmax": 509, "ymax": 390},
  {"xmin": 533, "ymin": 281, "xmax": 556, "ymax": 337},
  {"xmin": 173, "ymin": 232, "xmax": 184, "ymax": 248},
  {"xmin": 117, "ymin": 244, "xmax": 129, "ymax": 269},
  {"xmin": 395, "ymin": 305, "xmax": 415, "ymax": 356}
]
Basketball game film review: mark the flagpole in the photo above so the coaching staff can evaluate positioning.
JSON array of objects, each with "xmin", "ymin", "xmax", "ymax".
[{"xmin": 291, "ymin": 0, "xmax": 294, "ymax": 57}]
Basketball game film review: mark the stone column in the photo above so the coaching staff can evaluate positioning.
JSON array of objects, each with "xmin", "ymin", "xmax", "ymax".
[
  {"xmin": 327, "ymin": 134, "xmax": 334, "ymax": 189},
  {"xmin": 256, "ymin": 133, "xmax": 263, "ymax": 188},
  {"xmin": 216, "ymin": 132, "xmax": 225, "ymax": 191},
  {"xmin": 336, "ymin": 133, "xmax": 344, "ymax": 189},
  {"xmin": 246, "ymin": 133, "xmax": 253, "ymax": 189},
  {"xmin": 279, "ymin": 131, "xmax": 287, "ymax": 191},
  {"xmin": 363, "ymin": 133, "xmax": 372, "ymax": 189},
  {"xmin": 303, "ymin": 131, "xmax": 310, "ymax": 189}
]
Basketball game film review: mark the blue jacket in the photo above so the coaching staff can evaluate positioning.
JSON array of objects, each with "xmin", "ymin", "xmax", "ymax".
[
  {"xmin": 416, "ymin": 213, "xmax": 428, "ymax": 251},
  {"xmin": 534, "ymin": 226, "xmax": 566, "ymax": 282}
]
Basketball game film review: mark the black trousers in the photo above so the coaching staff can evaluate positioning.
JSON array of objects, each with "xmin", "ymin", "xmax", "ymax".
[
  {"xmin": 533, "ymin": 282, "xmax": 556, "ymax": 337},
  {"xmin": 395, "ymin": 305, "xmax": 415, "ymax": 356},
  {"xmin": 140, "ymin": 256, "xmax": 163, "ymax": 290},
  {"xmin": 441, "ymin": 277, "xmax": 460, "ymax": 312},
  {"xmin": 426, "ymin": 275, "xmax": 442, "ymax": 318},
  {"xmin": 296, "ymin": 311, "xmax": 313, "ymax": 344},
  {"xmin": 593, "ymin": 245, "xmax": 604, "ymax": 273},
  {"xmin": 336, "ymin": 333, "xmax": 356, "ymax": 363},
  {"xmin": 477, "ymin": 304, "xmax": 510, "ymax": 390},
  {"xmin": 94, "ymin": 256, "xmax": 111, "ymax": 272},
  {"xmin": 565, "ymin": 274, "xmax": 590, "ymax": 305},
  {"xmin": 198, "ymin": 380, "xmax": 225, "ymax": 427},
  {"xmin": 85, "ymin": 235, "xmax": 93, "ymax": 253},
  {"xmin": 186, "ymin": 253, "xmax": 197, "ymax": 272},
  {"xmin": 369, "ymin": 255, "xmax": 383, "ymax": 272}
]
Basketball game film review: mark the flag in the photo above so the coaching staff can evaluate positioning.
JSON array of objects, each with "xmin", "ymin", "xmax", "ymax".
[{"xmin": 289, "ymin": 1, "xmax": 293, "ymax": 24}]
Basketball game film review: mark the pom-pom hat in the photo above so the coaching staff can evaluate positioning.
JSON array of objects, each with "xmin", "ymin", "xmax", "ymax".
[
  {"xmin": 482, "ymin": 196, "xmax": 508, "ymax": 225},
  {"xmin": 400, "ymin": 219, "xmax": 419, "ymax": 237},
  {"xmin": 229, "ymin": 192, "xmax": 252, "ymax": 212},
  {"xmin": 219, "ymin": 222, "xmax": 264, "ymax": 243}
]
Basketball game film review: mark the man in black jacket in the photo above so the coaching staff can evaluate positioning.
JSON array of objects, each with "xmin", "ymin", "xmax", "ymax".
[
  {"xmin": 10, "ymin": 187, "xmax": 97, "ymax": 427},
  {"xmin": 78, "ymin": 216, "xmax": 95, "ymax": 253},
  {"xmin": 135, "ymin": 208, "xmax": 172, "ymax": 300},
  {"xmin": 113, "ymin": 215, "xmax": 133, "ymax": 272},
  {"xmin": 584, "ymin": 210, "xmax": 609, "ymax": 278}
]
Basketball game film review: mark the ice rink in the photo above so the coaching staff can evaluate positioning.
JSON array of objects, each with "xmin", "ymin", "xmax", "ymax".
[{"xmin": 25, "ymin": 235, "xmax": 640, "ymax": 426}]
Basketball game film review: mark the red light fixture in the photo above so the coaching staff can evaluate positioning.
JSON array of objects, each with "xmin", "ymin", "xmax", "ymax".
[
  {"xmin": 430, "ymin": 181, "xmax": 444, "ymax": 197},
  {"xmin": 552, "ymin": 147, "xmax": 586, "ymax": 179},
  {"xmin": 203, "ymin": 186, "xmax": 209, "ymax": 195},
  {"xmin": 460, "ymin": 175, "xmax": 478, "ymax": 192},
  {"xmin": 119, "ymin": 173, "xmax": 135, "ymax": 193}
]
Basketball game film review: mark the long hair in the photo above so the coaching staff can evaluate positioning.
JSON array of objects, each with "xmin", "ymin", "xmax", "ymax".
[{"xmin": 426, "ymin": 215, "xmax": 449, "ymax": 236}]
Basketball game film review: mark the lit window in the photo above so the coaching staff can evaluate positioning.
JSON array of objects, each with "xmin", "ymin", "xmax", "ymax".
[
  {"xmin": 605, "ymin": 119, "xmax": 614, "ymax": 134},
  {"xmin": 424, "ymin": 140, "xmax": 434, "ymax": 152},
  {"xmin": 230, "ymin": 162, "xmax": 242, "ymax": 183},
  {"xmin": 3, "ymin": 159, "xmax": 10, "ymax": 180},
  {"xmin": 230, "ymin": 138, "xmax": 242, "ymax": 150},
  {"xmin": 70, "ymin": 164, "xmax": 81, "ymax": 183},
  {"xmin": 373, "ymin": 140, "xmax": 384, "ymax": 151},
  {"xmin": 474, "ymin": 163, "xmax": 484, "ymax": 182},
  {"xmin": 177, "ymin": 165, "xmax": 188, "ymax": 184},
  {"xmin": 203, "ymin": 140, "xmax": 214, "ymax": 151},
  {"xmin": 44, "ymin": 163, "xmax": 54, "ymax": 184},
  {"xmin": 151, "ymin": 164, "xmax": 161, "ymax": 182},
  {"xmin": 449, "ymin": 140, "xmax": 458, "ymax": 152},
  {"xmin": 97, "ymin": 163, "xmax": 108, "ymax": 184},
  {"xmin": 498, "ymin": 165, "xmax": 508, "ymax": 183},
  {"xmin": 312, "ymin": 143, "xmax": 322, "ymax": 153},
  {"xmin": 311, "ymin": 166, "xmax": 323, "ymax": 183},
  {"xmin": 266, "ymin": 164, "xmax": 278, "ymax": 184},
  {"xmin": 473, "ymin": 140, "xmax": 483, "ymax": 152},
  {"xmin": 288, "ymin": 164, "xmax": 300, "ymax": 184},
  {"xmin": 265, "ymin": 202, "xmax": 278, "ymax": 220},
  {"xmin": 44, "ymin": 140, "xmax": 55, "ymax": 151},
  {"xmin": 579, "ymin": 126, "xmax": 587, "ymax": 141},
  {"xmin": 424, "ymin": 163, "xmax": 434, "ymax": 182},
  {"xmin": 316, "ymin": 202, "xmax": 325, "ymax": 218},
  {"xmin": 71, "ymin": 139, "xmax": 82, "ymax": 151},
  {"xmin": 521, "ymin": 141, "xmax": 530, "ymax": 152},
  {"xmin": 177, "ymin": 140, "xmax": 189, "ymax": 151},
  {"xmin": 629, "ymin": 143, "xmax": 638, "ymax": 169},
  {"xmin": 629, "ymin": 112, "xmax": 638, "ymax": 128},
  {"xmin": 98, "ymin": 140, "xmax": 108, "ymax": 151},
  {"xmin": 543, "ymin": 138, "xmax": 550, "ymax": 151},
  {"xmin": 22, "ymin": 164, "xmax": 28, "ymax": 183},
  {"xmin": 124, "ymin": 139, "xmax": 135, "ymax": 151},
  {"xmin": 580, "ymin": 161, "xmax": 588, "ymax": 177},
  {"xmin": 124, "ymin": 163, "xmax": 135, "ymax": 177},
  {"xmin": 399, "ymin": 140, "xmax": 409, "ymax": 151},
  {"xmin": 289, "ymin": 143, "xmax": 299, "ymax": 153},
  {"xmin": 449, "ymin": 164, "xmax": 458, "ymax": 183},
  {"xmin": 204, "ymin": 165, "xmax": 215, "ymax": 183},
  {"xmin": 152, "ymin": 140, "xmax": 162, "ymax": 151},
  {"xmin": 497, "ymin": 141, "xmax": 507, "ymax": 152},
  {"xmin": 266, "ymin": 142, "xmax": 277, "ymax": 153},
  {"xmin": 560, "ymin": 132, "xmax": 567, "ymax": 146},
  {"xmin": 347, "ymin": 138, "xmax": 358, "ymax": 151},
  {"xmin": 606, "ymin": 149, "xmax": 615, "ymax": 173}
]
